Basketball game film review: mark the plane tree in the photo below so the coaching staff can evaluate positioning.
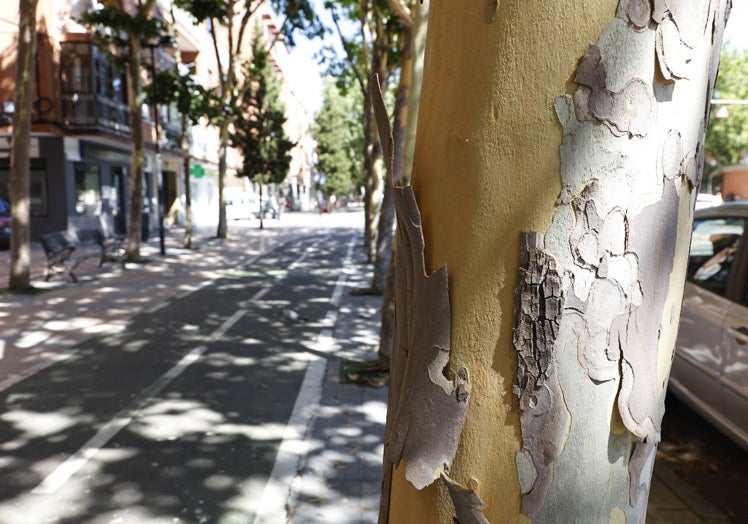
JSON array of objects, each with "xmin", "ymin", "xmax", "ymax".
[
  {"xmin": 173, "ymin": 0, "xmax": 319, "ymax": 238},
  {"xmin": 230, "ymin": 35, "xmax": 294, "ymax": 230},
  {"xmin": 7, "ymin": 0, "xmax": 39, "ymax": 291},
  {"xmin": 377, "ymin": 1, "xmax": 731, "ymax": 522}
]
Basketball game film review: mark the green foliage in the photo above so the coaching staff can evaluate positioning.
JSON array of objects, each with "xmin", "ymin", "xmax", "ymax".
[
  {"xmin": 230, "ymin": 35, "xmax": 294, "ymax": 186},
  {"xmin": 174, "ymin": 0, "xmax": 321, "ymax": 46},
  {"xmin": 172, "ymin": 0, "xmax": 228, "ymax": 24},
  {"xmin": 312, "ymin": 81, "xmax": 364, "ymax": 197},
  {"xmin": 79, "ymin": 3, "xmax": 168, "ymax": 68},
  {"xmin": 150, "ymin": 67, "xmax": 217, "ymax": 126},
  {"xmin": 705, "ymin": 48, "xmax": 748, "ymax": 167}
]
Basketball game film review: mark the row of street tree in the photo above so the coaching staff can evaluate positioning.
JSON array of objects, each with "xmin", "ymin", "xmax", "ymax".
[
  {"xmin": 4, "ymin": 1, "xmax": 742, "ymax": 523},
  {"xmin": 7, "ymin": 0, "xmax": 314, "ymax": 290}
]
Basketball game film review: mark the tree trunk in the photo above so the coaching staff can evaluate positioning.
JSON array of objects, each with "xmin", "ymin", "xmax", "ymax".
[
  {"xmin": 362, "ymin": 89, "xmax": 379, "ymax": 263},
  {"xmin": 125, "ymin": 35, "xmax": 145, "ymax": 262},
  {"xmin": 181, "ymin": 113, "xmax": 193, "ymax": 249},
  {"xmin": 259, "ymin": 182, "xmax": 264, "ymax": 230},
  {"xmin": 370, "ymin": 21, "xmax": 414, "ymax": 293},
  {"xmin": 377, "ymin": 0, "xmax": 428, "ymax": 369},
  {"xmin": 380, "ymin": 1, "xmax": 730, "ymax": 523},
  {"xmin": 8, "ymin": 0, "xmax": 37, "ymax": 292},
  {"xmin": 216, "ymin": 119, "xmax": 229, "ymax": 239}
]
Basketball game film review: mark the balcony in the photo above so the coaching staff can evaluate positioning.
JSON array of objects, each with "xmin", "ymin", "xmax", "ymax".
[
  {"xmin": 60, "ymin": 41, "xmax": 131, "ymax": 136},
  {"xmin": 61, "ymin": 92, "xmax": 131, "ymax": 134}
]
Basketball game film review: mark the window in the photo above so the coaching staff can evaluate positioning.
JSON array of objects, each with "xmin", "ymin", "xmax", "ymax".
[
  {"xmin": 0, "ymin": 164, "xmax": 48, "ymax": 216},
  {"xmin": 74, "ymin": 163, "xmax": 102, "ymax": 216},
  {"xmin": 688, "ymin": 217, "xmax": 746, "ymax": 298}
]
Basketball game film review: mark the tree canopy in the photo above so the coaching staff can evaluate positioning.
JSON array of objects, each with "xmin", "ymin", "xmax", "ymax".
[
  {"xmin": 705, "ymin": 47, "xmax": 748, "ymax": 168},
  {"xmin": 312, "ymin": 81, "xmax": 364, "ymax": 198},
  {"xmin": 230, "ymin": 35, "xmax": 293, "ymax": 187}
]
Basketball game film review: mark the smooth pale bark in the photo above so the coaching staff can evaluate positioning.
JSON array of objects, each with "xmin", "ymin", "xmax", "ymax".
[
  {"xmin": 8, "ymin": 0, "xmax": 38, "ymax": 292},
  {"xmin": 382, "ymin": 1, "xmax": 730, "ymax": 523}
]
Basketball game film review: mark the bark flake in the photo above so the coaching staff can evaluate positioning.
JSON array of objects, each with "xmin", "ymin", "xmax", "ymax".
[
  {"xmin": 652, "ymin": 0, "xmax": 712, "ymax": 81},
  {"xmin": 513, "ymin": 232, "xmax": 571, "ymax": 518},
  {"xmin": 573, "ymin": 44, "xmax": 656, "ymax": 137},
  {"xmin": 616, "ymin": 0, "xmax": 653, "ymax": 31},
  {"xmin": 441, "ymin": 472, "xmax": 490, "ymax": 524},
  {"xmin": 628, "ymin": 440, "xmax": 657, "ymax": 508},
  {"xmin": 370, "ymin": 75, "xmax": 469, "ymax": 499}
]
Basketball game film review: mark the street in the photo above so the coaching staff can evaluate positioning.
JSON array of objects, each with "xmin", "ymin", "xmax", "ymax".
[
  {"xmin": 0, "ymin": 210, "xmax": 746, "ymax": 523},
  {"xmin": 0, "ymin": 213, "xmax": 383, "ymax": 523}
]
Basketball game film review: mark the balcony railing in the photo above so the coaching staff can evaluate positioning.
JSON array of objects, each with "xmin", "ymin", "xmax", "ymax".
[{"xmin": 61, "ymin": 93, "xmax": 131, "ymax": 134}]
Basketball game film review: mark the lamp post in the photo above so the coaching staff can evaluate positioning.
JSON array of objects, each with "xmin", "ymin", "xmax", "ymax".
[{"xmin": 143, "ymin": 39, "xmax": 166, "ymax": 256}]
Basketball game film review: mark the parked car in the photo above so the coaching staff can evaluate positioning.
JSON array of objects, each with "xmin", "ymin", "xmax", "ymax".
[
  {"xmin": 695, "ymin": 192, "xmax": 723, "ymax": 210},
  {"xmin": 0, "ymin": 198, "xmax": 10, "ymax": 249},
  {"xmin": 225, "ymin": 193, "xmax": 259, "ymax": 220},
  {"xmin": 670, "ymin": 201, "xmax": 748, "ymax": 451}
]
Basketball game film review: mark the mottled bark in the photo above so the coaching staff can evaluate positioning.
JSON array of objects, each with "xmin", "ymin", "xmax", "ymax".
[
  {"xmin": 125, "ymin": 34, "xmax": 145, "ymax": 262},
  {"xmin": 382, "ymin": 1, "xmax": 731, "ymax": 522},
  {"xmin": 8, "ymin": 0, "xmax": 38, "ymax": 292}
]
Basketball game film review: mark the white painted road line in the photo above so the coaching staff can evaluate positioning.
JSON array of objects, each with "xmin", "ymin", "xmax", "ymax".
[
  {"xmin": 31, "ymin": 309, "xmax": 248, "ymax": 496},
  {"xmin": 253, "ymin": 235, "xmax": 356, "ymax": 524}
]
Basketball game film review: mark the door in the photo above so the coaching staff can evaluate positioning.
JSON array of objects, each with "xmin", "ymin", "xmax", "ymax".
[
  {"xmin": 722, "ymin": 294, "xmax": 748, "ymax": 448},
  {"xmin": 673, "ymin": 215, "xmax": 747, "ymax": 412},
  {"xmin": 111, "ymin": 166, "xmax": 127, "ymax": 235}
]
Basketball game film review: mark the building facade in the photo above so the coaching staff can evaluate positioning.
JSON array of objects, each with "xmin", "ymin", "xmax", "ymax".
[{"xmin": 0, "ymin": 0, "xmax": 312, "ymax": 241}]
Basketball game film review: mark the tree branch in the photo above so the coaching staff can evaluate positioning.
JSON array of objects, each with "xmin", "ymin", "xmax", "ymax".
[
  {"xmin": 329, "ymin": 4, "xmax": 366, "ymax": 96},
  {"xmin": 386, "ymin": 0, "xmax": 413, "ymax": 28}
]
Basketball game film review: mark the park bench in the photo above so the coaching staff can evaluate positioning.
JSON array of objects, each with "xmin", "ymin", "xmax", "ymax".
[{"xmin": 40, "ymin": 229, "xmax": 126, "ymax": 282}]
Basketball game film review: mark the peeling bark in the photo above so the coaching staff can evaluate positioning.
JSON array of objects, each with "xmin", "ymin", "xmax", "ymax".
[
  {"xmin": 653, "ymin": 0, "xmax": 713, "ymax": 81},
  {"xmin": 521, "ymin": 1, "xmax": 730, "ymax": 519},
  {"xmin": 513, "ymin": 232, "xmax": 571, "ymax": 517},
  {"xmin": 573, "ymin": 44, "xmax": 656, "ymax": 137},
  {"xmin": 383, "ymin": 0, "xmax": 730, "ymax": 521},
  {"xmin": 617, "ymin": 0, "xmax": 652, "ymax": 31},
  {"xmin": 441, "ymin": 472, "xmax": 489, "ymax": 524},
  {"xmin": 372, "ymin": 73, "xmax": 469, "ymax": 518},
  {"xmin": 628, "ymin": 440, "xmax": 657, "ymax": 508}
]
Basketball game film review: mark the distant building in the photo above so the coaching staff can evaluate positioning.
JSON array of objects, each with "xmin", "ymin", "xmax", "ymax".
[{"xmin": 0, "ymin": 0, "xmax": 314, "ymax": 239}]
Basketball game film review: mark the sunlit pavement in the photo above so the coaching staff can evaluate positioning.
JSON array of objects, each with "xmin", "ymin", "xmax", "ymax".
[
  {"xmin": 0, "ymin": 209, "xmax": 386, "ymax": 523},
  {"xmin": 0, "ymin": 207, "xmax": 734, "ymax": 523}
]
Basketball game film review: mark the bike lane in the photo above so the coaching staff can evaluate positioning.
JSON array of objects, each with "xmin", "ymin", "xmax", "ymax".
[{"xmin": 0, "ymin": 229, "xmax": 356, "ymax": 523}]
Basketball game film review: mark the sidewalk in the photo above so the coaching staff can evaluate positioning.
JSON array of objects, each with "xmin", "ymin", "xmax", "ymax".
[{"xmin": 0, "ymin": 217, "xmax": 733, "ymax": 523}]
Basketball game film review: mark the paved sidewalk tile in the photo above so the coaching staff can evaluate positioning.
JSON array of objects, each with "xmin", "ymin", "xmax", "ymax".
[{"xmin": 288, "ymin": 244, "xmax": 386, "ymax": 524}]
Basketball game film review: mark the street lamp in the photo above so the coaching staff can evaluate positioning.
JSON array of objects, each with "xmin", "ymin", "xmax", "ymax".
[{"xmin": 142, "ymin": 38, "xmax": 168, "ymax": 256}]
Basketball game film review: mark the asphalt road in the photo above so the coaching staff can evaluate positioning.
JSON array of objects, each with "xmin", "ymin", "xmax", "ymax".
[{"xmin": 0, "ymin": 229, "xmax": 355, "ymax": 524}]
